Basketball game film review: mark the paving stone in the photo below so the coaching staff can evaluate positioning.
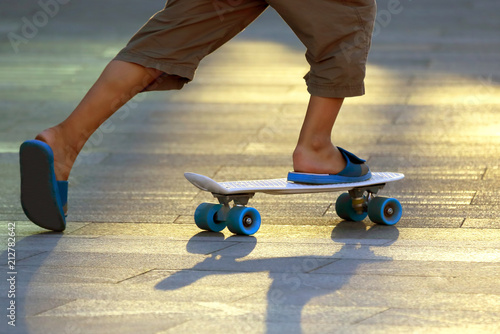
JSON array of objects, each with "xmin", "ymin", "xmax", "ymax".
[
  {"xmin": 313, "ymin": 259, "xmax": 500, "ymax": 277},
  {"xmin": 23, "ymin": 314, "xmax": 186, "ymax": 334},
  {"xmin": 462, "ymin": 218, "xmax": 500, "ymax": 229},
  {"xmin": 0, "ymin": 222, "xmax": 89, "ymax": 237},
  {"xmin": 360, "ymin": 308, "xmax": 500, "ymax": 327}
]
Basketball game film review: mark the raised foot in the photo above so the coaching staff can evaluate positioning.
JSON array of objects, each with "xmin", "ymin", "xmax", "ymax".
[{"xmin": 35, "ymin": 127, "xmax": 78, "ymax": 181}]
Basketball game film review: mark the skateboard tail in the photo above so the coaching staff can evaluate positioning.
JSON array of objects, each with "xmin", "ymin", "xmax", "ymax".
[{"xmin": 184, "ymin": 172, "xmax": 230, "ymax": 195}]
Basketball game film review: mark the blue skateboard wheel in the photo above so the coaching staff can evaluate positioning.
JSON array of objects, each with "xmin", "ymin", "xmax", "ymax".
[
  {"xmin": 226, "ymin": 206, "xmax": 261, "ymax": 236},
  {"xmin": 368, "ymin": 197, "xmax": 402, "ymax": 225},
  {"xmin": 335, "ymin": 193, "xmax": 368, "ymax": 222},
  {"xmin": 194, "ymin": 203, "xmax": 226, "ymax": 232}
]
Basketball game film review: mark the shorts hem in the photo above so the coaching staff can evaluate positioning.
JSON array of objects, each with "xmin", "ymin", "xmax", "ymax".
[
  {"xmin": 113, "ymin": 51, "xmax": 196, "ymax": 91},
  {"xmin": 307, "ymin": 83, "xmax": 365, "ymax": 98}
]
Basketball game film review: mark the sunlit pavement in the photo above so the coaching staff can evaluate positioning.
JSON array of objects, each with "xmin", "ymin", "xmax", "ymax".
[{"xmin": 1, "ymin": 1, "xmax": 500, "ymax": 333}]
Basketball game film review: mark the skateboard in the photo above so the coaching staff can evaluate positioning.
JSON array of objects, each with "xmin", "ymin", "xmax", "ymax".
[{"xmin": 185, "ymin": 172, "xmax": 404, "ymax": 236}]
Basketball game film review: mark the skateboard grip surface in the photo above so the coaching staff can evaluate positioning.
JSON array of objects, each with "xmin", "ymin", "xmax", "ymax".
[{"xmin": 185, "ymin": 172, "xmax": 404, "ymax": 195}]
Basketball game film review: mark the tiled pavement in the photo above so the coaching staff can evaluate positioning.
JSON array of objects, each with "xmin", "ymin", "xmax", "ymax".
[{"xmin": 1, "ymin": 0, "xmax": 499, "ymax": 333}]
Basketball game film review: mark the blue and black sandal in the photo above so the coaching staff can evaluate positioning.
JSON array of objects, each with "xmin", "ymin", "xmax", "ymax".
[
  {"xmin": 287, "ymin": 147, "xmax": 372, "ymax": 185},
  {"xmin": 20, "ymin": 140, "xmax": 68, "ymax": 232}
]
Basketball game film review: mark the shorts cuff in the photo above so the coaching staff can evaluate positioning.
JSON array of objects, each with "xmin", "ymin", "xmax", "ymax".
[
  {"xmin": 113, "ymin": 51, "xmax": 195, "ymax": 92},
  {"xmin": 307, "ymin": 83, "xmax": 366, "ymax": 98}
]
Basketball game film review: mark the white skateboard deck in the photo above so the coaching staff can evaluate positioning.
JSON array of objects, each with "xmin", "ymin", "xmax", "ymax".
[{"xmin": 184, "ymin": 172, "xmax": 404, "ymax": 196}]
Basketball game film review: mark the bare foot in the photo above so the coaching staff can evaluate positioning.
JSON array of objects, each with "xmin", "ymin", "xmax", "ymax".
[
  {"xmin": 292, "ymin": 144, "xmax": 347, "ymax": 175},
  {"xmin": 35, "ymin": 127, "xmax": 78, "ymax": 181}
]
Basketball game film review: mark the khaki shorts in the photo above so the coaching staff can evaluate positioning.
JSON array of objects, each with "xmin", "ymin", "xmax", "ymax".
[{"xmin": 114, "ymin": 0, "xmax": 376, "ymax": 98}]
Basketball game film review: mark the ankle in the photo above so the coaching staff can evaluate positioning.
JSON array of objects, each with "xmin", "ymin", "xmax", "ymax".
[
  {"xmin": 299, "ymin": 135, "xmax": 332, "ymax": 153},
  {"xmin": 35, "ymin": 126, "xmax": 79, "ymax": 181},
  {"xmin": 57, "ymin": 121, "xmax": 91, "ymax": 155},
  {"xmin": 35, "ymin": 126, "xmax": 61, "ymax": 148},
  {"xmin": 292, "ymin": 144, "xmax": 346, "ymax": 174},
  {"xmin": 293, "ymin": 137, "xmax": 335, "ymax": 164}
]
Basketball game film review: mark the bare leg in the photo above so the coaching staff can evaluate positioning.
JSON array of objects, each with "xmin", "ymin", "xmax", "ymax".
[
  {"xmin": 292, "ymin": 95, "xmax": 347, "ymax": 174},
  {"xmin": 35, "ymin": 60, "xmax": 162, "ymax": 181}
]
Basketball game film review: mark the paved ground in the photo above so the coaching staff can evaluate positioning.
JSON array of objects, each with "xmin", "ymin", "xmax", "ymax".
[{"xmin": 1, "ymin": 0, "xmax": 500, "ymax": 333}]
